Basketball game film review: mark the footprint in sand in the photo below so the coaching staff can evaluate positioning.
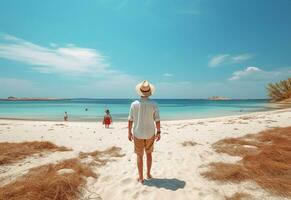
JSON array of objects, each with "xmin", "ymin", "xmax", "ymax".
[
  {"xmin": 198, "ymin": 190, "xmax": 224, "ymax": 200},
  {"xmin": 100, "ymin": 175, "xmax": 112, "ymax": 182},
  {"xmin": 141, "ymin": 189, "xmax": 149, "ymax": 195},
  {"xmin": 199, "ymin": 151, "xmax": 213, "ymax": 159},
  {"xmin": 121, "ymin": 177, "xmax": 132, "ymax": 184},
  {"xmin": 132, "ymin": 192, "xmax": 139, "ymax": 199},
  {"xmin": 122, "ymin": 188, "xmax": 131, "ymax": 195}
]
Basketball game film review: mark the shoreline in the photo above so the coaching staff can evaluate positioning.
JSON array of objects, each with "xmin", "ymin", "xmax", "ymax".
[
  {"xmin": 1, "ymin": 107, "xmax": 290, "ymax": 124},
  {"xmin": 2, "ymin": 99, "xmax": 288, "ymax": 123}
]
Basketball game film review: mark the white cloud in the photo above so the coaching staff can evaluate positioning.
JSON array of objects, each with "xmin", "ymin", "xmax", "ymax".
[
  {"xmin": 229, "ymin": 67, "xmax": 261, "ymax": 80},
  {"xmin": 0, "ymin": 34, "xmax": 148, "ymax": 98},
  {"xmin": 229, "ymin": 66, "xmax": 289, "ymax": 81},
  {"xmin": 163, "ymin": 73, "xmax": 173, "ymax": 77},
  {"xmin": 209, "ymin": 54, "xmax": 230, "ymax": 67},
  {"xmin": 0, "ymin": 34, "xmax": 109, "ymax": 74},
  {"xmin": 231, "ymin": 54, "xmax": 253, "ymax": 63},
  {"xmin": 209, "ymin": 53, "xmax": 253, "ymax": 67}
]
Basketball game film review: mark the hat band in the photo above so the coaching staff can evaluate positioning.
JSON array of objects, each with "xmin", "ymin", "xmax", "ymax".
[{"xmin": 140, "ymin": 87, "xmax": 151, "ymax": 93}]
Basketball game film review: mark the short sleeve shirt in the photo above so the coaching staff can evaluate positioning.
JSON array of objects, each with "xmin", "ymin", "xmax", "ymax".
[{"xmin": 128, "ymin": 98, "xmax": 160, "ymax": 139}]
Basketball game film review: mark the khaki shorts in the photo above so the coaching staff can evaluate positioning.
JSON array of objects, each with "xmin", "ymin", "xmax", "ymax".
[{"xmin": 134, "ymin": 135, "xmax": 155, "ymax": 156}]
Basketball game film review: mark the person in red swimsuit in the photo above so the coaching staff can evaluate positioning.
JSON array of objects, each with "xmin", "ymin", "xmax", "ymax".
[{"xmin": 103, "ymin": 109, "xmax": 112, "ymax": 128}]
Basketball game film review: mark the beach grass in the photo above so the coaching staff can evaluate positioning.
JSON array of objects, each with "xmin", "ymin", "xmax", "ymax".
[
  {"xmin": 181, "ymin": 141, "xmax": 197, "ymax": 147},
  {"xmin": 225, "ymin": 192, "xmax": 250, "ymax": 200},
  {"xmin": 202, "ymin": 126, "xmax": 291, "ymax": 197},
  {"xmin": 0, "ymin": 141, "xmax": 70, "ymax": 165},
  {"xmin": 0, "ymin": 158, "xmax": 96, "ymax": 200},
  {"xmin": 0, "ymin": 145, "xmax": 124, "ymax": 200},
  {"xmin": 79, "ymin": 146, "xmax": 125, "ymax": 166},
  {"xmin": 79, "ymin": 146, "xmax": 125, "ymax": 159}
]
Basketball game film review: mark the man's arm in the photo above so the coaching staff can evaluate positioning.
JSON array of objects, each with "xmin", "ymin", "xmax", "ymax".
[
  {"xmin": 128, "ymin": 120, "xmax": 133, "ymax": 141},
  {"xmin": 128, "ymin": 103, "xmax": 134, "ymax": 142},
  {"xmin": 155, "ymin": 121, "xmax": 161, "ymax": 141}
]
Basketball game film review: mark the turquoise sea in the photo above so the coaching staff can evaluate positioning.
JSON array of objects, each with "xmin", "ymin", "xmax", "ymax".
[{"xmin": 0, "ymin": 99, "xmax": 277, "ymax": 121}]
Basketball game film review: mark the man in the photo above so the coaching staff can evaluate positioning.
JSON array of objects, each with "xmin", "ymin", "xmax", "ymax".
[{"xmin": 128, "ymin": 80, "xmax": 161, "ymax": 183}]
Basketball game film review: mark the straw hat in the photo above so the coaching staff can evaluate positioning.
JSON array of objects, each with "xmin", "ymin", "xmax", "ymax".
[{"xmin": 135, "ymin": 80, "xmax": 155, "ymax": 97}]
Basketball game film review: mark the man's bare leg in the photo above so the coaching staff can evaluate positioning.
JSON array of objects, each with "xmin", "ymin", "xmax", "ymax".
[
  {"xmin": 137, "ymin": 154, "xmax": 144, "ymax": 183},
  {"xmin": 146, "ymin": 153, "xmax": 152, "ymax": 179}
]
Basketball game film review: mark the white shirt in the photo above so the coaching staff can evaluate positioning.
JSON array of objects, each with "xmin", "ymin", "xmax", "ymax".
[{"xmin": 128, "ymin": 98, "xmax": 160, "ymax": 139}]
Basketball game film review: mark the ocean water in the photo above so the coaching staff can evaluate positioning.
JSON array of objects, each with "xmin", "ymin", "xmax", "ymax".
[{"xmin": 0, "ymin": 99, "xmax": 276, "ymax": 121}]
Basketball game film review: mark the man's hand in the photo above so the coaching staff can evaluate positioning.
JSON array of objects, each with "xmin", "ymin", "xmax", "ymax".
[
  {"xmin": 128, "ymin": 120, "xmax": 133, "ymax": 141},
  {"xmin": 128, "ymin": 132, "xmax": 133, "ymax": 141},
  {"xmin": 155, "ymin": 133, "xmax": 161, "ymax": 142},
  {"xmin": 155, "ymin": 121, "xmax": 161, "ymax": 142}
]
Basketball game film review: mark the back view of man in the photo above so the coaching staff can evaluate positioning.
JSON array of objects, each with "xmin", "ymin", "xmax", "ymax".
[{"xmin": 128, "ymin": 80, "xmax": 161, "ymax": 183}]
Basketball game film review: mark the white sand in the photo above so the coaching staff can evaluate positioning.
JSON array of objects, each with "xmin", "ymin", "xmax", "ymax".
[{"xmin": 0, "ymin": 108, "xmax": 291, "ymax": 200}]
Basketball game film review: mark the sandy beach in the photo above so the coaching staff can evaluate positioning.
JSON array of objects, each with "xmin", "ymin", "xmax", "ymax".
[{"xmin": 0, "ymin": 108, "xmax": 291, "ymax": 200}]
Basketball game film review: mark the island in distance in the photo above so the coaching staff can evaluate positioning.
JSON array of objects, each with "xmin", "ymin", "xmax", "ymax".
[
  {"xmin": 1, "ymin": 96, "xmax": 64, "ymax": 101},
  {"xmin": 208, "ymin": 96, "xmax": 231, "ymax": 100}
]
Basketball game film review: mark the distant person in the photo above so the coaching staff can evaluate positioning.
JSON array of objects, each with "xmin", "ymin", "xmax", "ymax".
[
  {"xmin": 64, "ymin": 112, "xmax": 68, "ymax": 121},
  {"xmin": 128, "ymin": 80, "xmax": 161, "ymax": 183},
  {"xmin": 103, "ymin": 109, "xmax": 112, "ymax": 128}
]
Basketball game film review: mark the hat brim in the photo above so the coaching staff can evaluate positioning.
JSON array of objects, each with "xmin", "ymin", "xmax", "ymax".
[{"xmin": 135, "ymin": 83, "xmax": 155, "ymax": 97}]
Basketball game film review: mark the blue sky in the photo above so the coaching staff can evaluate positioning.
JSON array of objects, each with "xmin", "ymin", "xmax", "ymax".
[{"xmin": 0, "ymin": 0, "xmax": 291, "ymax": 98}]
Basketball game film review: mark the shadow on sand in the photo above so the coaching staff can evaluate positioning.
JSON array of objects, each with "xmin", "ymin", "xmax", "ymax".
[{"xmin": 143, "ymin": 178, "xmax": 186, "ymax": 191}]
